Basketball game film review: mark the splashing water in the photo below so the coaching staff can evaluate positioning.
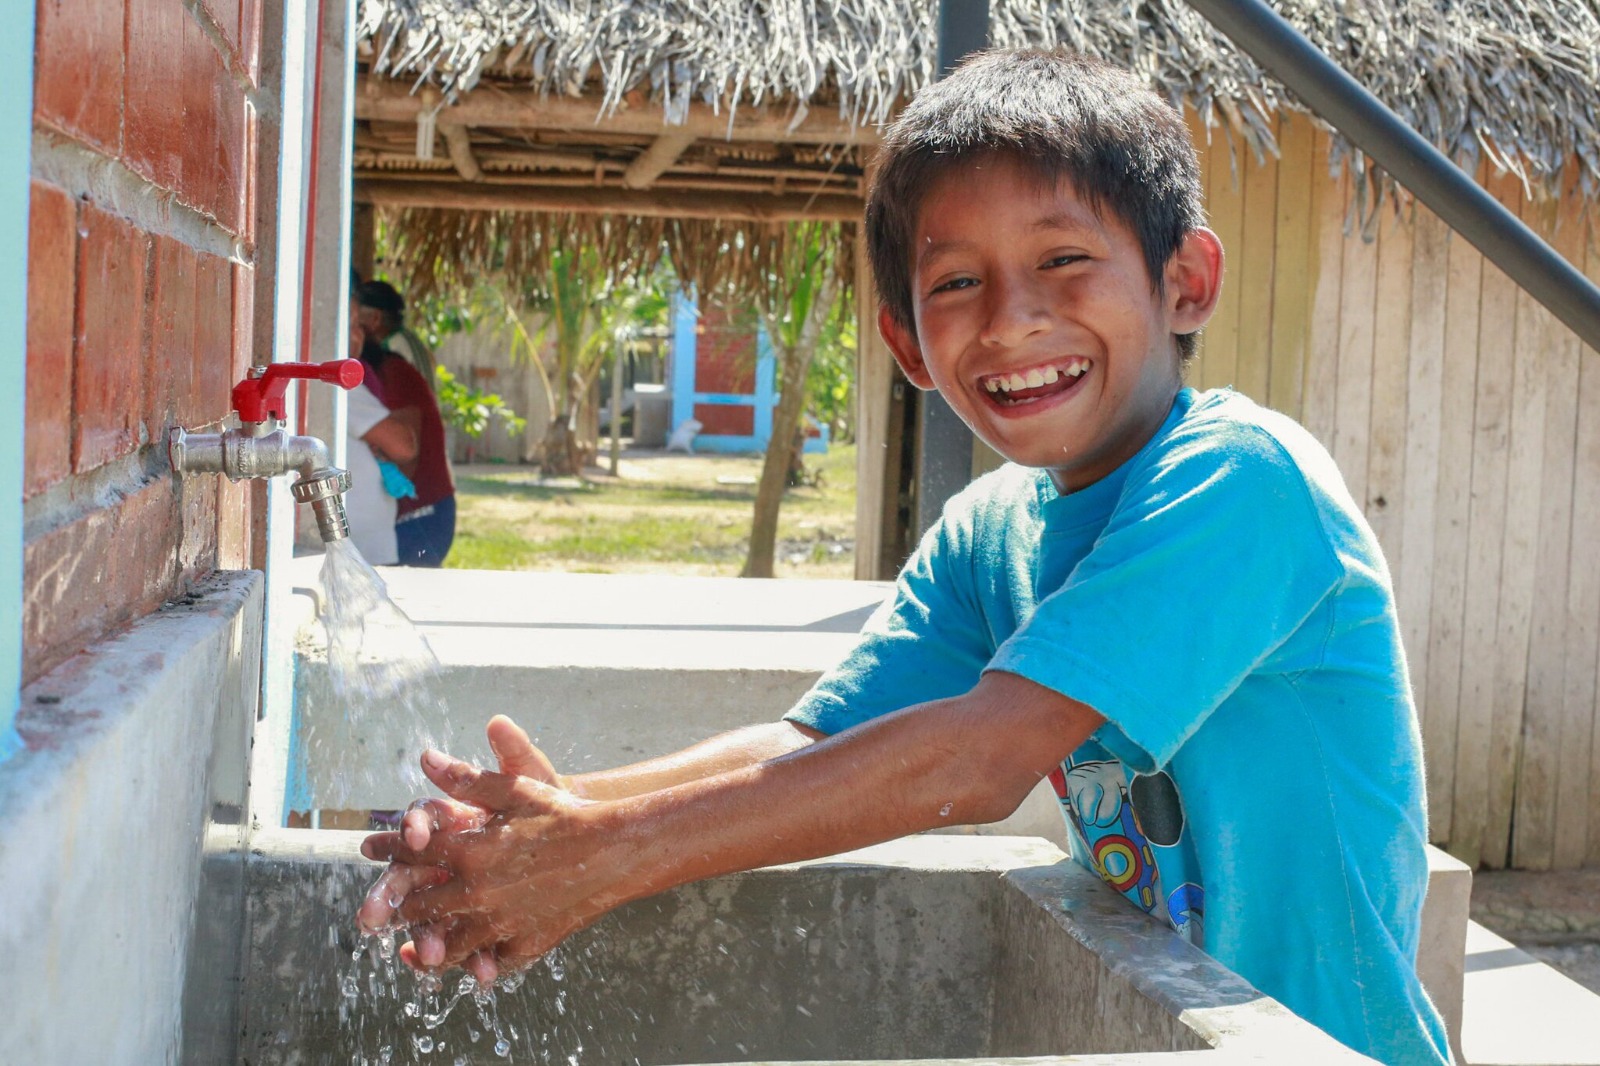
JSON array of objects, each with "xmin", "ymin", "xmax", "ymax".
[{"xmin": 340, "ymin": 932, "xmax": 529, "ymax": 1064}]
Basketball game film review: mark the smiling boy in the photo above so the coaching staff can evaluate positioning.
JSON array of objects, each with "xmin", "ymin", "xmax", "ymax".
[{"xmin": 359, "ymin": 48, "xmax": 1451, "ymax": 1066}]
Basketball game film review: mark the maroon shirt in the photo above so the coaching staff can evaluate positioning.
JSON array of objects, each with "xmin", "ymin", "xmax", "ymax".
[{"xmin": 361, "ymin": 343, "xmax": 454, "ymax": 512}]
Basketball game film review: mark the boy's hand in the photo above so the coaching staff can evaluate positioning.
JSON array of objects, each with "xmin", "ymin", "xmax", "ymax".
[
  {"xmin": 357, "ymin": 716, "xmax": 570, "ymax": 977},
  {"xmin": 361, "ymin": 715, "xmax": 562, "ymax": 867},
  {"xmin": 362, "ymin": 748, "xmax": 623, "ymax": 980}
]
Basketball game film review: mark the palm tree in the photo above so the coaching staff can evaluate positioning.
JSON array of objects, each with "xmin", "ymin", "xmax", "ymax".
[{"xmin": 741, "ymin": 221, "xmax": 846, "ymax": 578}]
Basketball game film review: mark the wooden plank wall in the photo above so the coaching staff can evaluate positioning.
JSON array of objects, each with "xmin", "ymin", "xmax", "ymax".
[{"xmin": 1189, "ymin": 110, "xmax": 1600, "ymax": 870}]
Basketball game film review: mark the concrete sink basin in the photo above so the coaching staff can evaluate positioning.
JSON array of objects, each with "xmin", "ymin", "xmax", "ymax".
[{"xmin": 240, "ymin": 831, "xmax": 1364, "ymax": 1064}]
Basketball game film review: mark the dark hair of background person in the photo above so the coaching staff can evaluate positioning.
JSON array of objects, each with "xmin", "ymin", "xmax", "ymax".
[{"xmin": 359, "ymin": 279, "xmax": 407, "ymax": 335}]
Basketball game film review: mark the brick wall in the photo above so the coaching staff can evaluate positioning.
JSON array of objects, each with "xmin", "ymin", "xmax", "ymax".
[
  {"xmin": 23, "ymin": 0, "xmax": 262, "ymax": 684},
  {"xmin": 693, "ymin": 306, "xmax": 759, "ymax": 437}
]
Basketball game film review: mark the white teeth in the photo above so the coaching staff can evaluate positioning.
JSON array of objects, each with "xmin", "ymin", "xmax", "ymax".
[{"xmin": 984, "ymin": 360, "xmax": 1088, "ymax": 395}]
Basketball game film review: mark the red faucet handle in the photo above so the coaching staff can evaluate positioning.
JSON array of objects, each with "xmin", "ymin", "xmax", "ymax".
[{"xmin": 232, "ymin": 359, "xmax": 366, "ymax": 423}]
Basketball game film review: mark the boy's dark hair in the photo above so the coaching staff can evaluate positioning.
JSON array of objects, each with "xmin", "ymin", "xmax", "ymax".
[{"xmin": 866, "ymin": 48, "xmax": 1207, "ymax": 359}]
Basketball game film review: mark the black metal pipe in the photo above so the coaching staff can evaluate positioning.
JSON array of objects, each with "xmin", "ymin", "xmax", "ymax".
[
  {"xmin": 915, "ymin": 0, "xmax": 991, "ymax": 537},
  {"xmin": 1184, "ymin": 0, "xmax": 1600, "ymax": 355}
]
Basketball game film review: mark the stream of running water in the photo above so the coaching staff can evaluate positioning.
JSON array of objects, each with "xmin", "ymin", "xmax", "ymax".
[{"xmin": 313, "ymin": 539, "xmax": 535, "ymax": 1062}]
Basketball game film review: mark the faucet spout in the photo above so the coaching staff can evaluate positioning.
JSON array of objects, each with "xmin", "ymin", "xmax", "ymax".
[
  {"xmin": 168, "ymin": 426, "xmax": 352, "ymax": 544},
  {"xmin": 167, "ymin": 358, "xmax": 365, "ymax": 547}
]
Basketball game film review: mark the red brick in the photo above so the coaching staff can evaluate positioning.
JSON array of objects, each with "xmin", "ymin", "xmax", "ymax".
[
  {"xmin": 200, "ymin": 0, "xmax": 240, "ymax": 63},
  {"xmin": 240, "ymin": 0, "xmax": 261, "ymax": 86},
  {"xmin": 148, "ymin": 236, "xmax": 198, "ymax": 431},
  {"xmin": 73, "ymin": 204, "xmax": 150, "ymax": 472},
  {"xmin": 231, "ymin": 261, "xmax": 254, "ymax": 380},
  {"xmin": 123, "ymin": 0, "xmax": 188, "ymax": 192},
  {"xmin": 241, "ymin": 99, "xmax": 258, "ymax": 245},
  {"xmin": 215, "ymin": 79, "xmax": 247, "ymax": 234},
  {"xmin": 34, "ymin": 0, "xmax": 125, "ymax": 153},
  {"xmin": 194, "ymin": 253, "xmax": 234, "ymax": 424},
  {"xmin": 177, "ymin": 472, "xmax": 219, "ymax": 580},
  {"xmin": 215, "ymin": 476, "xmax": 250, "ymax": 568},
  {"xmin": 25, "ymin": 182, "xmax": 76, "ymax": 497},
  {"xmin": 180, "ymin": 14, "xmax": 222, "ymax": 220},
  {"xmin": 22, "ymin": 478, "xmax": 180, "ymax": 685}
]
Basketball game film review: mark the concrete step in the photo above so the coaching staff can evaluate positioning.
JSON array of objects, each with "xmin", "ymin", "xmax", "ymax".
[{"xmin": 1462, "ymin": 920, "xmax": 1600, "ymax": 1065}]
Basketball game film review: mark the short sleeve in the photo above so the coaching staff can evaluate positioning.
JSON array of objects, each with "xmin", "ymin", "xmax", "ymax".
[
  {"xmin": 786, "ymin": 506, "xmax": 996, "ymax": 736},
  {"xmin": 987, "ymin": 424, "xmax": 1343, "ymax": 771},
  {"xmin": 346, "ymin": 382, "xmax": 389, "ymax": 438}
]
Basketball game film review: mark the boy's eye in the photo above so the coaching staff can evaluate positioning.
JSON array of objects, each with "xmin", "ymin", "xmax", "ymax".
[
  {"xmin": 1044, "ymin": 254, "xmax": 1088, "ymax": 269},
  {"xmin": 930, "ymin": 277, "xmax": 978, "ymax": 295}
]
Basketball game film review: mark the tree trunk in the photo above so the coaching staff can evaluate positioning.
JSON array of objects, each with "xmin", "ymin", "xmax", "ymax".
[
  {"xmin": 539, "ymin": 411, "xmax": 583, "ymax": 477},
  {"xmin": 742, "ymin": 276, "xmax": 839, "ymax": 578}
]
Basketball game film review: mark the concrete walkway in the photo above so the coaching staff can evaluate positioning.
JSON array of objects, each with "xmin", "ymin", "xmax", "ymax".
[{"xmin": 1470, "ymin": 868, "xmax": 1600, "ymax": 995}]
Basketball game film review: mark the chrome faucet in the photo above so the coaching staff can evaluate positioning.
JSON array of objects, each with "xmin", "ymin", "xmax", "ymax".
[{"xmin": 168, "ymin": 360, "xmax": 366, "ymax": 542}]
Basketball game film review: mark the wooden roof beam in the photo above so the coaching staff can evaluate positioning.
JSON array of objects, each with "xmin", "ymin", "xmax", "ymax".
[
  {"xmin": 355, "ymin": 177, "xmax": 863, "ymax": 222},
  {"xmin": 439, "ymin": 122, "xmax": 484, "ymax": 182},
  {"xmin": 622, "ymin": 130, "xmax": 698, "ymax": 189},
  {"xmin": 356, "ymin": 76, "xmax": 882, "ymax": 147}
]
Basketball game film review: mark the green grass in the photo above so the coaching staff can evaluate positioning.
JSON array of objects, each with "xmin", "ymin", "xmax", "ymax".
[{"xmin": 446, "ymin": 444, "xmax": 858, "ymax": 577}]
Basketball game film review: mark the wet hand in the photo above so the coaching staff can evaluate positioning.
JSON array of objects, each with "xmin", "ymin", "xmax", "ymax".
[
  {"xmin": 384, "ymin": 749, "xmax": 624, "ymax": 978},
  {"xmin": 357, "ymin": 716, "xmax": 568, "ymax": 947}
]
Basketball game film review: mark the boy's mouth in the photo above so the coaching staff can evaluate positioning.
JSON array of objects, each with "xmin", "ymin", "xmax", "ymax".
[{"xmin": 980, "ymin": 358, "xmax": 1091, "ymax": 406}]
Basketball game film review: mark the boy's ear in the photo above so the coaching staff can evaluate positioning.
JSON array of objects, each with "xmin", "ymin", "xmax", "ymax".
[
  {"xmin": 1164, "ymin": 227, "xmax": 1224, "ymax": 334},
  {"xmin": 877, "ymin": 305, "xmax": 937, "ymax": 391}
]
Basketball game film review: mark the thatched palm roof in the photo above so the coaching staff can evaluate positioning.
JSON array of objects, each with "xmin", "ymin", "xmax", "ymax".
[
  {"xmin": 361, "ymin": 0, "xmax": 1600, "ymax": 193},
  {"xmin": 355, "ymin": 0, "xmax": 1600, "ymax": 300}
]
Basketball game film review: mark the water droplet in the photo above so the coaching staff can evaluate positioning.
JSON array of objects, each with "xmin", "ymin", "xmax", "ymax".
[
  {"xmin": 378, "ymin": 1047, "xmax": 393, "ymax": 1064},
  {"xmin": 341, "ymin": 975, "xmax": 359, "ymax": 998},
  {"xmin": 414, "ymin": 1034, "xmax": 434, "ymax": 1054},
  {"xmin": 403, "ymin": 1001, "xmax": 419, "ymax": 1017},
  {"xmin": 494, "ymin": 1037, "xmax": 511, "ymax": 1056},
  {"xmin": 939, "ymin": 802, "xmax": 953, "ymax": 817},
  {"xmin": 546, "ymin": 957, "xmax": 565, "ymax": 981}
]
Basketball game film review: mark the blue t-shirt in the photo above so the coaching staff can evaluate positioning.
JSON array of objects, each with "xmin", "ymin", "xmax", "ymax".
[{"xmin": 786, "ymin": 388, "xmax": 1450, "ymax": 1066}]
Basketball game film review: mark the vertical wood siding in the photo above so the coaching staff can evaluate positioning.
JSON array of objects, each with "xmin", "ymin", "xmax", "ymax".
[{"xmin": 1193, "ymin": 113, "xmax": 1600, "ymax": 869}]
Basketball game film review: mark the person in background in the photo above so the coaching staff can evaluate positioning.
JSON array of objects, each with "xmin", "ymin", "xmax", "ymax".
[
  {"xmin": 357, "ymin": 280, "xmax": 438, "ymax": 393},
  {"xmin": 343, "ymin": 299, "xmax": 417, "ymax": 565},
  {"xmin": 356, "ymin": 280, "xmax": 457, "ymax": 566}
]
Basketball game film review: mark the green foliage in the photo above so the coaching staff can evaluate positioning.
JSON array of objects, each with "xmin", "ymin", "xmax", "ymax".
[
  {"xmin": 805, "ymin": 297, "xmax": 857, "ymax": 443},
  {"xmin": 434, "ymin": 366, "xmax": 526, "ymax": 440}
]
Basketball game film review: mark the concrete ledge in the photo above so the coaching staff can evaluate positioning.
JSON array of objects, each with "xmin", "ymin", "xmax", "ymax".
[
  {"xmin": 1461, "ymin": 919, "xmax": 1600, "ymax": 1066},
  {"xmin": 0, "ymin": 571, "xmax": 263, "ymax": 1066},
  {"xmin": 1421, "ymin": 846, "xmax": 1473, "ymax": 1063}
]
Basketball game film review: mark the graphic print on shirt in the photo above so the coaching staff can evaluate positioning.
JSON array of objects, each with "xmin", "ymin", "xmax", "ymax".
[{"xmin": 1049, "ymin": 750, "xmax": 1204, "ymax": 944}]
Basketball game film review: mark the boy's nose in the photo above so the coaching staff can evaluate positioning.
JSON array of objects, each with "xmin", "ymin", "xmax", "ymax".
[{"xmin": 979, "ymin": 276, "xmax": 1052, "ymax": 348}]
